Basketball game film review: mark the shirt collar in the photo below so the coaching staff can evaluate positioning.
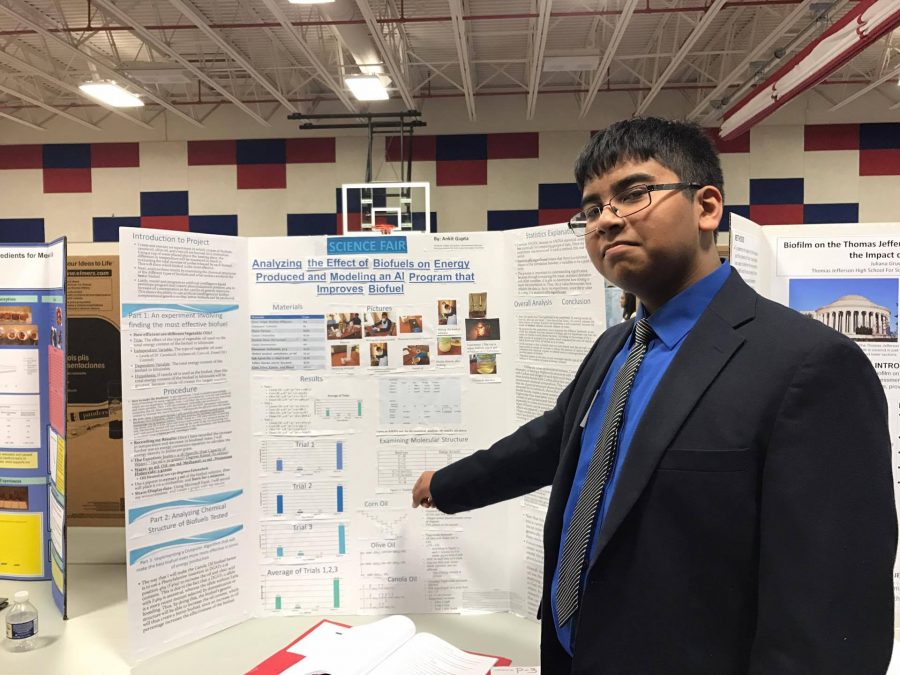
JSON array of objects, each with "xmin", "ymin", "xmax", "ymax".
[{"xmin": 634, "ymin": 260, "xmax": 731, "ymax": 349}]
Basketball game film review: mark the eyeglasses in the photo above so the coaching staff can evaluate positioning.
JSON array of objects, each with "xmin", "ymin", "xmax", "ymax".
[{"xmin": 568, "ymin": 182, "xmax": 702, "ymax": 236}]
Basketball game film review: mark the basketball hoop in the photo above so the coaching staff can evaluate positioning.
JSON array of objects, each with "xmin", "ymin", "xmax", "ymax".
[{"xmin": 372, "ymin": 223, "xmax": 397, "ymax": 236}]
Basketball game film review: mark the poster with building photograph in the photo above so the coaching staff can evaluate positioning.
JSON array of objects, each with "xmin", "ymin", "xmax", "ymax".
[{"xmin": 730, "ymin": 215, "xmax": 900, "ymax": 611}]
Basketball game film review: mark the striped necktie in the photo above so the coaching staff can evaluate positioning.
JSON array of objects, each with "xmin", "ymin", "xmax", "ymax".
[{"xmin": 556, "ymin": 317, "xmax": 655, "ymax": 628}]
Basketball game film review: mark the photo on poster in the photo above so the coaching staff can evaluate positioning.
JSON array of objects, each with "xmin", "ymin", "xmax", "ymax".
[
  {"xmin": 330, "ymin": 344, "xmax": 360, "ymax": 367},
  {"xmin": 399, "ymin": 314, "xmax": 425, "ymax": 334},
  {"xmin": 437, "ymin": 299, "xmax": 458, "ymax": 326},
  {"xmin": 465, "ymin": 318, "xmax": 501, "ymax": 341},
  {"xmin": 788, "ymin": 278, "xmax": 898, "ymax": 342},
  {"xmin": 469, "ymin": 353, "xmax": 497, "ymax": 375},
  {"xmin": 437, "ymin": 336, "xmax": 462, "ymax": 356},
  {"xmin": 365, "ymin": 311, "xmax": 397, "ymax": 337},
  {"xmin": 370, "ymin": 342, "xmax": 388, "ymax": 367},
  {"xmin": 0, "ymin": 485, "xmax": 28, "ymax": 509},
  {"xmin": 0, "ymin": 324, "xmax": 38, "ymax": 346},
  {"xmin": 0, "ymin": 306, "xmax": 32, "ymax": 323},
  {"xmin": 468, "ymin": 292, "xmax": 487, "ymax": 318},
  {"xmin": 402, "ymin": 344, "xmax": 431, "ymax": 366},
  {"xmin": 326, "ymin": 312, "xmax": 363, "ymax": 340}
]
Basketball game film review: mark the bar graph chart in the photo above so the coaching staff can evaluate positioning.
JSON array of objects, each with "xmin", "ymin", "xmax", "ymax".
[
  {"xmin": 259, "ymin": 437, "xmax": 347, "ymax": 475},
  {"xmin": 261, "ymin": 566, "xmax": 343, "ymax": 614},
  {"xmin": 259, "ymin": 520, "xmax": 348, "ymax": 561},
  {"xmin": 261, "ymin": 481, "xmax": 345, "ymax": 518},
  {"xmin": 313, "ymin": 396, "xmax": 363, "ymax": 422}
]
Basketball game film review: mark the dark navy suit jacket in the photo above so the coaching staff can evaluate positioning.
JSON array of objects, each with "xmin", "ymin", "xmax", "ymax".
[{"xmin": 432, "ymin": 270, "xmax": 896, "ymax": 674}]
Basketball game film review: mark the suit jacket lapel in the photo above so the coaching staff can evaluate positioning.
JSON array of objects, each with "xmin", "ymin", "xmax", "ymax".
[
  {"xmin": 589, "ymin": 271, "xmax": 756, "ymax": 565},
  {"xmin": 572, "ymin": 320, "xmax": 633, "ymax": 437},
  {"xmin": 544, "ymin": 320, "xmax": 632, "ymax": 568}
]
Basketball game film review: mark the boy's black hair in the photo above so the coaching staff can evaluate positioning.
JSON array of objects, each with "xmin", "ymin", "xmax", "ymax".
[{"xmin": 574, "ymin": 117, "xmax": 725, "ymax": 202}]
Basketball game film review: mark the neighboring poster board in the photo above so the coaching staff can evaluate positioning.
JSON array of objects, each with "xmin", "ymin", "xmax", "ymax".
[
  {"xmin": 0, "ymin": 238, "xmax": 68, "ymax": 617},
  {"xmin": 730, "ymin": 215, "xmax": 899, "ymax": 617},
  {"xmin": 66, "ymin": 255, "xmax": 123, "ymax": 527}
]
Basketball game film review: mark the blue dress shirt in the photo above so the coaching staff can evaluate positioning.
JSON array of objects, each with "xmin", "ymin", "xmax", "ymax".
[{"xmin": 550, "ymin": 261, "xmax": 732, "ymax": 655}]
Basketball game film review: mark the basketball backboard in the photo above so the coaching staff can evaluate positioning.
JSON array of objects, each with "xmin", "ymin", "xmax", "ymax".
[{"xmin": 340, "ymin": 181, "xmax": 431, "ymax": 235}]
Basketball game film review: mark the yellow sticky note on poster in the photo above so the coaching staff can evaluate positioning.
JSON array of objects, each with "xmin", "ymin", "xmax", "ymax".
[
  {"xmin": 0, "ymin": 512, "xmax": 43, "ymax": 577},
  {"xmin": 55, "ymin": 435, "xmax": 65, "ymax": 495},
  {"xmin": 0, "ymin": 450, "xmax": 38, "ymax": 470}
]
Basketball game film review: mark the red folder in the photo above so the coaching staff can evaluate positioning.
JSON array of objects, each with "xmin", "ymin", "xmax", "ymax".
[{"xmin": 246, "ymin": 618, "xmax": 512, "ymax": 674}]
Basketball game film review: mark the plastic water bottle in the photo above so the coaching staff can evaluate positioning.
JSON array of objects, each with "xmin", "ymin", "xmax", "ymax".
[{"xmin": 5, "ymin": 590, "xmax": 38, "ymax": 651}]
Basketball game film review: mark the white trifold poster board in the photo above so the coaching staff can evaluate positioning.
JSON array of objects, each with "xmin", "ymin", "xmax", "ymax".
[
  {"xmin": 730, "ymin": 214, "xmax": 900, "ymax": 605},
  {"xmin": 120, "ymin": 225, "xmax": 604, "ymax": 661}
]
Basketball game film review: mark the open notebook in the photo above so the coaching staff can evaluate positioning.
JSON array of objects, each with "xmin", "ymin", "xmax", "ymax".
[{"xmin": 248, "ymin": 615, "xmax": 511, "ymax": 675}]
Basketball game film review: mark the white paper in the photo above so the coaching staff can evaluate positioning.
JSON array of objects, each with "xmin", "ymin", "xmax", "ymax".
[
  {"xmin": 48, "ymin": 488, "xmax": 65, "ymax": 557},
  {"xmin": 48, "ymin": 426, "xmax": 59, "ymax": 484},
  {"xmin": 368, "ymin": 632, "xmax": 497, "ymax": 675},
  {"xmin": 378, "ymin": 376, "xmax": 462, "ymax": 427},
  {"xmin": 505, "ymin": 226, "xmax": 604, "ymax": 619},
  {"xmin": 286, "ymin": 615, "xmax": 416, "ymax": 675},
  {"xmin": 121, "ymin": 229, "xmax": 254, "ymax": 662},
  {"xmin": 248, "ymin": 233, "xmax": 521, "ymax": 618},
  {"xmin": 286, "ymin": 616, "xmax": 495, "ymax": 675},
  {"xmin": 0, "ymin": 349, "xmax": 39, "ymax": 393},
  {"xmin": 0, "ymin": 241, "xmax": 65, "ymax": 289},
  {"xmin": 285, "ymin": 620, "xmax": 348, "ymax": 657},
  {"xmin": 0, "ymin": 393, "xmax": 40, "ymax": 447}
]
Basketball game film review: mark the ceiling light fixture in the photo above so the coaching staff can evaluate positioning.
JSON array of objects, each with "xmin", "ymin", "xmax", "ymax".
[
  {"xmin": 79, "ymin": 81, "xmax": 144, "ymax": 107},
  {"xmin": 345, "ymin": 75, "xmax": 390, "ymax": 101},
  {"xmin": 121, "ymin": 63, "xmax": 192, "ymax": 85},
  {"xmin": 543, "ymin": 54, "xmax": 600, "ymax": 72}
]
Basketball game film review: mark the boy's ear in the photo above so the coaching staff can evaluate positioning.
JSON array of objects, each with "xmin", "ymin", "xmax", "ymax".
[{"xmin": 696, "ymin": 185, "xmax": 723, "ymax": 234}]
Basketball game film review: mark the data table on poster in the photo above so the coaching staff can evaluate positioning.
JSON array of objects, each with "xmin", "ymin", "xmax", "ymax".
[
  {"xmin": 0, "ymin": 393, "xmax": 40, "ymax": 447},
  {"xmin": 251, "ymin": 315, "xmax": 327, "ymax": 371},
  {"xmin": 378, "ymin": 377, "xmax": 462, "ymax": 426},
  {"xmin": 359, "ymin": 581, "xmax": 411, "ymax": 611},
  {"xmin": 376, "ymin": 446, "xmax": 467, "ymax": 490}
]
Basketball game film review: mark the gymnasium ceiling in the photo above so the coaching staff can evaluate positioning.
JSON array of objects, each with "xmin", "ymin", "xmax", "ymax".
[{"xmin": 0, "ymin": 0, "xmax": 896, "ymax": 132}]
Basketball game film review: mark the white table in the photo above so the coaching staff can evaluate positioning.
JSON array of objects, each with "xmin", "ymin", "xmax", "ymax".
[
  {"xmin": 7, "ymin": 564, "xmax": 900, "ymax": 674},
  {"xmin": 0, "ymin": 563, "xmax": 541, "ymax": 674}
]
